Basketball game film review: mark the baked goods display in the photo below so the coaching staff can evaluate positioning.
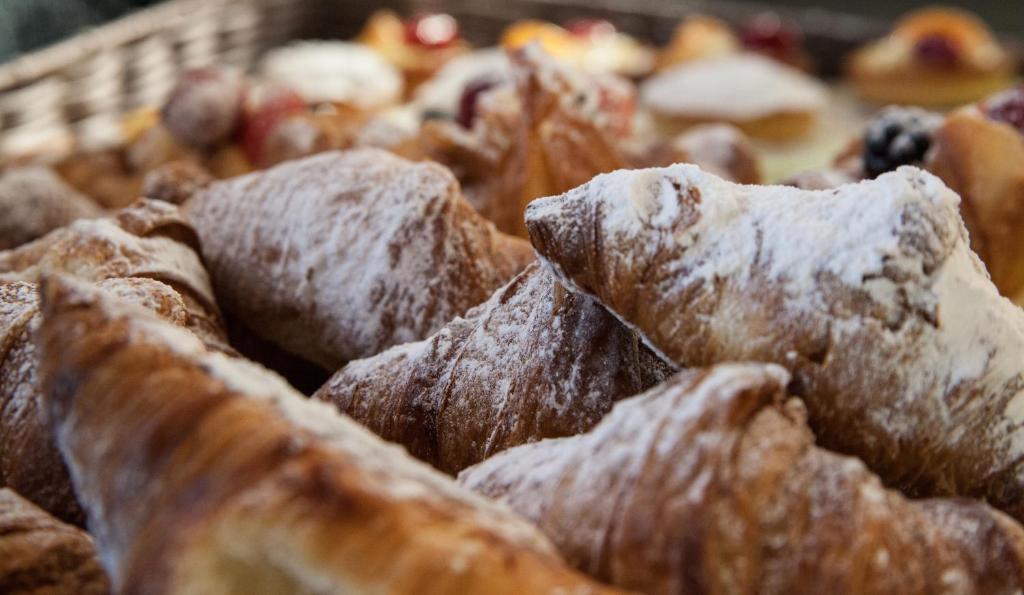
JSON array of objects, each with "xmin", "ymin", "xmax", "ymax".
[
  {"xmin": 3, "ymin": 4, "xmax": 1024, "ymax": 594},
  {"xmin": 36, "ymin": 275, "xmax": 616, "ymax": 595},
  {"xmin": 461, "ymin": 363, "xmax": 1024, "ymax": 594},
  {"xmin": 848, "ymin": 7, "xmax": 1016, "ymax": 106}
]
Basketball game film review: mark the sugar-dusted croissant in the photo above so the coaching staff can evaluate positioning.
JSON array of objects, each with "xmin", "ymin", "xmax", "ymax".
[
  {"xmin": 0, "ymin": 488, "xmax": 109, "ymax": 595},
  {"xmin": 460, "ymin": 363, "xmax": 1024, "ymax": 595},
  {"xmin": 315, "ymin": 262, "xmax": 672, "ymax": 474},
  {"xmin": 35, "ymin": 276, "xmax": 621, "ymax": 595},
  {"xmin": 0, "ymin": 167, "xmax": 102, "ymax": 251},
  {"xmin": 526, "ymin": 164, "xmax": 1024, "ymax": 519},
  {"xmin": 422, "ymin": 45, "xmax": 632, "ymax": 237},
  {"xmin": 1, "ymin": 201, "xmax": 228, "ymax": 525},
  {"xmin": 926, "ymin": 100, "xmax": 1024, "ymax": 303},
  {"xmin": 185, "ymin": 149, "xmax": 533, "ymax": 370}
]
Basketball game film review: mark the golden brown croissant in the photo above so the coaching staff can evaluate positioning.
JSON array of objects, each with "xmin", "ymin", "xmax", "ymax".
[
  {"xmin": 0, "ymin": 488, "xmax": 109, "ymax": 595},
  {"xmin": 1, "ymin": 201, "xmax": 228, "ymax": 525},
  {"xmin": 315, "ymin": 262, "xmax": 672, "ymax": 474},
  {"xmin": 422, "ymin": 46, "xmax": 632, "ymax": 237},
  {"xmin": 460, "ymin": 363, "xmax": 1024, "ymax": 595},
  {"xmin": 926, "ymin": 103, "xmax": 1024, "ymax": 303},
  {"xmin": 35, "ymin": 275, "xmax": 621, "ymax": 595},
  {"xmin": 185, "ymin": 148, "xmax": 533, "ymax": 370},
  {"xmin": 0, "ymin": 167, "xmax": 102, "ymax": 251},
  {"xmin": 526, "ymin": 164, "xmax": 1024, "ymax": 520}
]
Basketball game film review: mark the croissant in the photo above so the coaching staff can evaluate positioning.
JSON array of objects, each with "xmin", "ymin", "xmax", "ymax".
[
  {"xmin": 185, "ymin": 148, "xmax": 533, "ymax": 370},
  {"xmin": 1, "ymin": 201, "xmax": 227, "ymax": 524},
  {"xmin": 422, "ymin": 46, "xmax": 632, "ymax": 237},
  {"xmin": 525, "ymin": 164, "xmax": 1024, "ymax": 520},
  {"xmin": 315, "ymin": 262, "xmax": 672, "ymax": 473},
  {"xmin": 0, "ymin": 167, "xmax": 102, "ymax": 251},
  {"xmin": 460, "ymin": 363, "xmax": 1024, "ymax": 595},
  {"xmin": 0, "ymin": 488, "xmax": 109, "ymax": 595},
  {"xmin": 35, "ymin": 275, "xmax": 620, "ymax": 595},
  {"xmin": 926, "ymin": 104, "xmax": 1024, "ymax": 303}
]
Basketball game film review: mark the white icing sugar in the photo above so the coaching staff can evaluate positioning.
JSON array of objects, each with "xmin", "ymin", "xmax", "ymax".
[
  {"xmin": 413, "ymin": 48, "xmax": 511, "ymax": 116},
  {"xmin": 260, "ymin": 41, "xmax": 403, "ymax": 108},
  {"xmin": 640, "ymin": 52, "xmax": 826, "ymax": 120}
]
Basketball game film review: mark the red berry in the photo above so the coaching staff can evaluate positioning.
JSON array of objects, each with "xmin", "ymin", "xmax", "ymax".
[
  {"xmin": 404, "ymin": 13, "xmax": 460, "ymax": 49},
  {"xmin": 457, "ymin": 77, "xmax": 499, "ymax": 129},
  {"xmin": 237, "ymin": 86, "xmax": 307, "ymax": 166},
  {"xmin": 739, "ymin": 13, "xmax": 801, "ymax": 56},
  {"xmin": 564, "ymin": 19, "xmax": 617, "ymax": 39},
  {"xmin": 161, "ymin": 67, "xmax": 245, "ymax": 149},
  {"xmin": 983, "ymin": 87, "xmax": 1024, "ymax": 134},
  {"xmin": 914, "ymin": 34, "xmax": 959, "ymax": 68}
]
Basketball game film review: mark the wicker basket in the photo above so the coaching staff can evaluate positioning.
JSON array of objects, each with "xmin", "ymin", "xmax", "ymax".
[{"xmin": 0, "ymin": 0, "xmax": 889, "ymax": 162}]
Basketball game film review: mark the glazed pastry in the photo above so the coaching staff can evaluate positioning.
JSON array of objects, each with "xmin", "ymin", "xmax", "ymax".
[
  {"xmin": 260, "ymin": 41, "xmax": 404, "ymax": 109},
  {"xmin": 926, "ymin": 88, "xmax": 1024, "ymax": 303},
  {"xmin": 422, "ymin": 46, "xmax": 633, "ymax": 237},
  {"xmin": 656, "ymin": 15, "xmax": 740, "ymax": 70},
  {"xmin": 185, "ymin": 149, "xmax": 533, "ymax": 370},
  {"xmin": 35, "ymin": 275, "xmax": 620, "ymax": 595},
  {"xmin": 460, "ymin": 363, "xmax": 1024, "ymax": 595},
  {"xmin": 359, "ymin": 11, "xmax": 468, "ymax": 91},
  {"xmin": 315, "ymin": 263, "xmax": 672, "ymax": 474},
  {"xmin": 0, "ymin": 167, "xmax": 101, "ymax": 251},
  {"xmin": 641, "ymin": 53, "xmax": 826, "ymax": 140},
  {"xmin": 526, "ymin": 164, "xmax": 1024, "ymax": 520},
  {"xmin": 848, "ymin": 7, "xmax": 1015, "ymax": 106},
  {"xmin": 0, "ymin": 488, "xmax": 109, "ymax": 594},
  {"xmin": 0, "ymin": 201, "xmax": 228, "ymax": 525},
  {"xmin": 503, "ymin": 19, "xmax": 654, "ymax": 79}
]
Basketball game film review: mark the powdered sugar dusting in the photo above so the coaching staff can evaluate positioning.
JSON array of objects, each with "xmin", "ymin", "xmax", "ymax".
[{"xmin": 527, "ymin": 163, "xmax": 1024, "ymax": 506}]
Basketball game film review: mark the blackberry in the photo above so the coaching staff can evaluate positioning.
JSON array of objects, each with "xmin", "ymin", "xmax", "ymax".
[{"xmin": 862, "ymin": 107, "xmax": 941, "ymax": 178}]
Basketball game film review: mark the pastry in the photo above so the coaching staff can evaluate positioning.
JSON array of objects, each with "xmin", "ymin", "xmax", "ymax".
[
  {"xmin": 315, "ymin": 263, "xmax": 672, "ymax": 474},
  {"xmin": 847, "ymin": 7, "xmax": 1015, "ymax": 107},
  {"xmin": 656, "ymin": 15, "xmax": 739, "ymax": 70},
  {"xmin": 412, "ymin": 48, "xmax": 512, "ymax": 120},
  {"xmin": 140, "ymin": 160, "xmax": 214, "ymax": 205},
  {"xmin": 0, "ymin": 488, "xmax": 109, "ymax": 594},
  {"xmin": 526, "ymin": 164, "xmax": 1024, "ymax": 519},
  {"xmin": 0, "ymin": 167, "xmax": 101, "ymax": 251},
  {"xmin": 633, "ymin": 124, "xmax": 762, "ymax": 184},
  {"xmin": 502, "ymin": 19, "xmax": 654, "ymax": 78},
  {"xmin": 460, "ymin": 363, "xmax": 1024, "ymax": 595},
  {"xmin": 926, "ymin": 87, "xmax": 1024, "ymax": 303},
  {"xmin": 35, "ymin": 275, "xmax": 620, "ymax": 595},
  {"xmin": 641, "ymin": 53, "xmax": 827, "ymax": 140},
  {"xmin": 260, "ymin": 40, "xmax": 404, "ymax": 108},
  {"xmin": 421, "ymin": 45, "xmax": 633, "ymax": 237},
  {"xmin": 737, "ymin": 11, "xmax": 813, "ymax": 71},
  {"xmin": 0, "ymin": 201, "xmax": 228, "ymax": 525},
  {"xmin": 185, "ymin": 149, "xmax": 534, "ymax": 370},
  {"xmin": 359, "ymin": 11, "xmax": 468, "ymax": 91}
]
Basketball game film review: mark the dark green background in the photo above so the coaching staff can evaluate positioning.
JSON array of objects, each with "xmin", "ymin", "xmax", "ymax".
[{"xmin": 1, "ymin": 0, "xmax": 1021, "ymax": 63}]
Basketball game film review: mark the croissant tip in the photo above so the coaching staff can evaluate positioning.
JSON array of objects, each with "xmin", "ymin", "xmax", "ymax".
[{"xmin": 37, "ymin": 274, "xmax": 96, "ymax": 321}]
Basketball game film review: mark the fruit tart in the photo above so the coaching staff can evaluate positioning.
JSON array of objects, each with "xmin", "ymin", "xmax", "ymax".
[
  {"xmin": 848, "ymin": 7, "xmax": 1016, "ymax": 106},
  {"xmin": 359, "ymin": 10, "xmax": 469, "ymax": 91}
]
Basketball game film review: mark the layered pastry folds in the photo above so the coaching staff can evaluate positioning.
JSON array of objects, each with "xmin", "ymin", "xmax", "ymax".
[
  {"xmin": 185, "ymin": 149, "xmax": 533, "ymax": 370},
  {"xmin": 461, "ymin": 363, "xmax": 1024, "ymax": 595},
  {"xmin": 526, "ymin": 164, "xmax": 1024, "ymax": 519},
  {"xmin": 35, "ymin": 275, "xmax": 619, "ymax": 595},
  {"xmin": 316, "ymin": 263, "xmax": 672, "ymax": 473},
  {"xmin": 0, "ymin": 201, "xmax": 227, "ymax": 525}
]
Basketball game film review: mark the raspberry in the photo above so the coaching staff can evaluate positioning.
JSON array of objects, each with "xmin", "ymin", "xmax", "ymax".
[
  {"xmin": 739, "ymin": 12, "xmax": 801, "ymax": 56},
  {"xmin": 456, "ymin": 77, "xmax": 499, "ymax": 129},
  {"xmin": 862, "ymin": 107, "xmax": 941, "ymax": 178},
  {"xmin": 982, "ymin": 86, "xmax": 1024, "ymax": 134},
  {"xmin": 914, "ymin": 34, "xmax": 959, "ymax": 68},
  {"xmin": 237, "ymin": 86, "xmax": 307, "ymax": 166},
  {"xmin": 564, "ymin": 19, "xmax": 617, "ymax": 39}
]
